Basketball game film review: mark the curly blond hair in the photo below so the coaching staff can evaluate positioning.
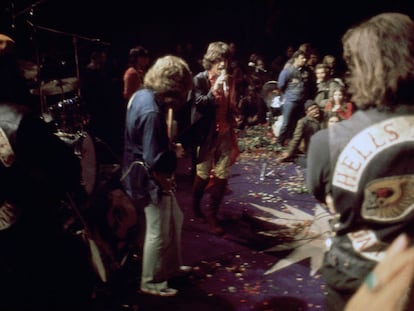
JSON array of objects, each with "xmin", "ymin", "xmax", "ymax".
[{"xmin": 144, "ymin": 55, "xmax": 193, "ymax": 108}]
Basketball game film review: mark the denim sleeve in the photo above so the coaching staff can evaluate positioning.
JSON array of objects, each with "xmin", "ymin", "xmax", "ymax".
[{"xmin": 142, "ymin": 112, "xmax": 176, "ymax": 175}]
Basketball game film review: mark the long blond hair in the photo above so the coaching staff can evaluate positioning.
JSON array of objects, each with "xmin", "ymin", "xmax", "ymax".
[{"xmin": 144, "ymin": 55, "xmax": 193, "ymax": 108}]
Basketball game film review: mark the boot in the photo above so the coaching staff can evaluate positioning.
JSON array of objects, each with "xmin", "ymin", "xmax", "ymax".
[
  {"xmin": 206, "ymin": 177, "xmax": 227, "ymax": 235},
  {"xmin": 192, "ymin": 175, "xmax": 209, "ymax": 222}
]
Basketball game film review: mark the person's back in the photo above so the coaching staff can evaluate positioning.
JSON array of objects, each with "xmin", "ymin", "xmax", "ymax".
[
  {"xmin": 306, "ymin": 12, "xmax": 414, "ymax": 311},
  {"xmin": 0, "ymin": 101, "xmax": 94, "ymax": 310}
]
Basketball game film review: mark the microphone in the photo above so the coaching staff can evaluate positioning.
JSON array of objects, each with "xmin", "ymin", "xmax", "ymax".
[
  {"xmin": 221, "ymin": 69, "xmax": 228, "ymax": 93},
  {"xmin": 248, "ymin": 62, "xmax": 256, "ymax": 68},
  {"xmin": 248, "ymin": 62, "xmax": 267, "ymax": 73}
]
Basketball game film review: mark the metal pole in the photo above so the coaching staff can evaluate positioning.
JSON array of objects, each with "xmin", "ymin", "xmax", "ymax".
[{"xmin": 72, "ymin": 36, "xmax": 81, "ymax": 97}]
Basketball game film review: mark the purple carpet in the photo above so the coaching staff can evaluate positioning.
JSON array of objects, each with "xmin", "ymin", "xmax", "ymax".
[{"xmin": 92, "ymin": 125, "xmax": 332, "ymax": 311}]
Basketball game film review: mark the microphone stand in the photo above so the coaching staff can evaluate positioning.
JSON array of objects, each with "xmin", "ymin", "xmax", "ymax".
[
  {"xmin": 26, "ymin": 19, "xmax": 49, "ymax": 116},
  {"xmin": 258, "ymin": 114, "xmax": 271, "ymax": 182},
  {"xmin": 259, "ymin": 98, "xmax": 276, "ymax": 183},
  {"xmin": 29, "ymin": 23, "xmax": 110, "ymax": 83},
  {"xmin": 72, "ymin": 36, "xmax": 80, "ymax": 97},
  {"xmin": 25, "ymin": 21, "xmax": 110, "ymax": 114},
  {"xmin": 14, "ymin": 0, "xmax": 46, "ymax": 18}
]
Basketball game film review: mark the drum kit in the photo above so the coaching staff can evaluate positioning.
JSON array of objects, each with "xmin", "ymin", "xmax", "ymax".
[
  {"xmin": 24, "ymin": 65, "xmax": 96, "ymax": 195},
  {"xmin": 28, "ymin": 70, "xmax": 137, "ymax": 282},
  {"xmin": 24, "ymin": 63, "xmax": 134, "ymax": 282},
  {"xmin": 12, "ymin": 2, "xmax": 112, "ymax": 196},
  {"xmin": 6, "ymin": 1, "xmax": 135, "ymax": 283}
]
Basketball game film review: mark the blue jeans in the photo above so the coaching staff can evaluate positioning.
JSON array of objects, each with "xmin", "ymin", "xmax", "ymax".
[
  {"xmin": 140, "ymin": 194, "xmax": 184, "ymax": 290},
  {"xmin": 277, "ymin": 100, "xmax": 303, "ymax": 145}
]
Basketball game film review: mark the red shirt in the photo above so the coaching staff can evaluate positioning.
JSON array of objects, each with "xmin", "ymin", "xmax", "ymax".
[
  {"xmin": 208, "ymin": 71, "xmax": 236, "ymax": 133},
  {"xmin": 324, "ymin": 101, "xmax": 354, "ymax": 120},
  {"xmin": 123, "ymin": 67, "xmax": 145, "ymax": 100}
]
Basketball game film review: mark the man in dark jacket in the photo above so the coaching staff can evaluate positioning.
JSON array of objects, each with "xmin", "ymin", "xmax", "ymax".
[
  {"xmin": 189, "ymin": 41, "xmax": 239, "ymax": 235},
  {"xmin": 0, "ymin": 101, "xmax": 94, "ymax": 310},
  {"xmin": 306, "ymin": 13, "xmax": 414, "ymax": 311},
  {"xmin": 121, "ymin": 55, "xmax": 193, "ymax": 297}
]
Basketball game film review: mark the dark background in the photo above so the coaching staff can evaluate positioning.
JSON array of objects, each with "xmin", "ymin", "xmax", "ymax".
[{"xmin": 1, "ymin": 0, "xmax": 414, "ymax": 74}]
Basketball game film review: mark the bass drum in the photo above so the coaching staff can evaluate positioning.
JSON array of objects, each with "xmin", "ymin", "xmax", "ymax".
[
  {"xmin": 56, "ymin": 132, "xmax": 97, "ymax": 195},
  {"xmin": 48, "ymin": 96, "xmax": 88, "ymax": 134}
]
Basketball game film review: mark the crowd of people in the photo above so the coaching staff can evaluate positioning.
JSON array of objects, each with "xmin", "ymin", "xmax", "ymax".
[{"xmin": 1, "ymin": 11, "xmax": 414, "ymax": 311}]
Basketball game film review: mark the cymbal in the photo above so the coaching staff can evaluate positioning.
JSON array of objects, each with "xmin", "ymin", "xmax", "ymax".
[
  {"xmin": 0, "ymin": 33, "xmax": 14, "ymax": 43},
  {"xmin": 0, "ymin": 33, "xmax": 15, "ymax": 53},
  {"xmin": 18, "ymin": 60, "xmax": 39, "ymax": 80},
  {"xmin": 30, "ymin": 77, "xmax": 78, "ymax": 96}
]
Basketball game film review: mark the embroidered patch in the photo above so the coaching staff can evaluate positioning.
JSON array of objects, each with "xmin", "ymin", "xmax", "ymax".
[
  {"xmin": 347, "ymin": 230, "xmax": 387, "ymax": 262},
  {"xmin": 333, "ymin": 116, "xmax": 414, "ymax": 192},
  {"xmin": 361, "ymin": 175, "xmax": 414, "ymax": 222},
  {"xmin": 0, "ymin": 127, "xmax": 15, "ymax": 167},
  {"xmin": 0, "ymin": 201, "xmax": 20, "ymax": 230}
]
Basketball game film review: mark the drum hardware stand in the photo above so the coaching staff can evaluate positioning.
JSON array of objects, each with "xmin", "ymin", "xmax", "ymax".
[
  {"xmin": 26, "ymin": 18, "xmax": 48, "ymax": 115},
  {"xmin": 72, "ymin": 36, "xmax": 80, "ymax": 97},
  {"xmin": 24, "ymin": 20, "xmax": 110, "ymax": 116},
  {"xmin": 8, "ymin": 1, "xmax": 46, "ymax": 115},
  {"xmin": 258, "ymin": 110, "xmax": 275, "ymax": 182},
  {"xmin": 64, "ymin": 192, "xmax": 109, "ymax": 283},
  {"xmin": 94, "ymin": 136, "xmax": 121, "ymax": 164},
  {"xmin": 14, "ymin": 0, "xmax": 46, "ymax": 19}
]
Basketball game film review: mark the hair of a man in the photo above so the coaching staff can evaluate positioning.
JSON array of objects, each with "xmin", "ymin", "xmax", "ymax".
[{"xmin": 342, "ymin": 12, "xmax": 414, "ymax": 109}]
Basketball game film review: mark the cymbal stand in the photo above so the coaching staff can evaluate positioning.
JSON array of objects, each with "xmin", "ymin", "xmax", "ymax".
[
  {"xmin": 15, "ymin": 0, "xmax": 46, "ymax": 19},
  {"xmin": 258, "ymin": 111, "xmax": 275, "ymax": 182},
  {"xmin": 72, "ymin": 36, "xmax": 80, "ymax": 97},
  {"xmin": 26, "ymin": 19, "xmax": 48, "ymax": 116},
  {"xmin": 11, "ymin": 1, "xmax": 55, "ymax": 116},
  {"xmin": 25, "ymin": 21, "xmax": 110, "ymax": 113}
]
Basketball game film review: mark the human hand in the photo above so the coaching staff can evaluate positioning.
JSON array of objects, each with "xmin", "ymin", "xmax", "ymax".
[
  {"xmin": 235, "ymin": 115, "xmax": 244, "ymax": 126},
  {"xmin": 332, "ymin": 103, "xmax": 340, "ymax": 112},
  {"xmin": 174, "ymin": 143, "xmax": 185, "ymax": 158},
  {"xmin": 152, "ymin": 172, "xmax": 177, "ymax": 194},
  {"xmin": 344, "ymin": 234, "xmax": 414, "ymax": 311},
  {"xmin": 213, "ymin": 70, "xmax": 228, "ymax": 92},
  {"xmin": 325, "ymin": 193, "xmax": 336, "ymax": 214},
  {"xmin": 247, "ymin": 115, "xmax": 258, "ymax": 124}
]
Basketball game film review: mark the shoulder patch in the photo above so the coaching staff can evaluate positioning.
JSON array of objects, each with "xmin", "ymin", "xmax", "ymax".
[
  {"xmin": 347, "ymin": 230, "xmax": 387, "ymax": 261},
  {"xmin": 333, "ymin": 116, "xmax": 414, "ymax": 192},
  {"xmin": 361, "ymin": 175, "xmax": 414, "ymax": 222},
  {"xmin": 0, "ymin": 127, "xmax": 15, "ymax": 167}
]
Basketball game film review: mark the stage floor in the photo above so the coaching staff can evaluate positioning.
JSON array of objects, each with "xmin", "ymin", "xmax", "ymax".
[{"xmin": 90, "ymin": 139, "xmax": 332, "ymax": 311}]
